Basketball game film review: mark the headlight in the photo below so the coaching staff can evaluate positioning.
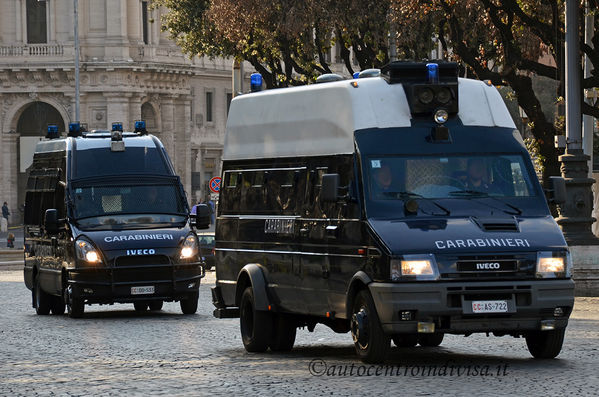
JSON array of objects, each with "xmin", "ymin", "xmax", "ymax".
[
  {"xmin": 75, "ymin": 239, "xmax": 101, "ymax": 264},
  {"xmin": 180, "ymin": 234, "xmax": 198, "ymax": 259},
  {"xmin": 391, "ymin": 254, "xmax": 439, "ymax": 281},
  {"xmin": 536, "ymin": 251, "xmax": 571, "ymax": 278}
]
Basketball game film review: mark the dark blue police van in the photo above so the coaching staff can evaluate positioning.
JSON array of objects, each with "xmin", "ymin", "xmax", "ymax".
[
  {"xmin": 212, "ymin": 62, "xmax": 574, "ymax": 363},
  {"xmin": 24, "ymin": 121, "xmax": 210, "ymax": 318}
]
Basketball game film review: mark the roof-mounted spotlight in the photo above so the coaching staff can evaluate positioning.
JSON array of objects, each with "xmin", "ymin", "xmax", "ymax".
[
  {"xmin": 134, "ymin": 120, "xmax": 147, "ymax": 135},
  {"xmin": 68, "ymin": 122, "xmax": 82, "ymax": 137},
  {"xmin": 46, "ymin": 124, "xmax": 59, "ymax": 139},
  {"xmin": 110, "ymin": 122, "xmax": 125, "ymax": 152},
  {"xmin": 381, "ymin": 61, "xmax": 459, "ymax": 117}
]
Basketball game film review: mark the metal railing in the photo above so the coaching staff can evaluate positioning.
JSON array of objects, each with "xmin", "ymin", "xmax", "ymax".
[{"xmin": 0, "ymin": 44, "xmax": 64, "ymax": 57}]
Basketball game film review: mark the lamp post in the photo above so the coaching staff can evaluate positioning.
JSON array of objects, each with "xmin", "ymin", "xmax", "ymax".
[
  {"xmin": 556, "ymin": 0, "xmax": 598, "ymax": 244},
  {"xmin": 38, "ymin": 0, "xmax": 79, "ymax": 121},
  {"xmin": 73, "ymin": 0, "xmax": 79, "ymax": 122}
]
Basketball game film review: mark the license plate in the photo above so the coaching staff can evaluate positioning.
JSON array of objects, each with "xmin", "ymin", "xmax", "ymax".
[
  {"xmin": 471, "ymin": 300, "xmax": 508, "ymax": 313},
  {"xmin": 131, "ymin": 286, "xmax": 155, "ymax": 295}
]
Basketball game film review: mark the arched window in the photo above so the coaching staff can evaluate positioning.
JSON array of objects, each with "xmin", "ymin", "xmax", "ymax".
[{"xmin": 26, "ymin": 0, "xmax": 47, "ymax": 44}]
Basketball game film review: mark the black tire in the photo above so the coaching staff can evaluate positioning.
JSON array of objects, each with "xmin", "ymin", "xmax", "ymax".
[
  {"xmin": 180, "ymin": 291, "xmax": 199, "ymax": 314},
  {"xmin": 65, "ymin": 285, "xmax": 84, "ymax": 318},
  {"xmin": 393, "ymin": 334, "xmax": 418, "ymax": 348},
  {"xmin": 239, "ymin": 287, "xmax": 273, "ymax": 352},
  {"xmin": 269, "ymin": 315, "xmax": 297, "ymax": 352},
  {"xmin": 418, "ymin": 333, "xmax": 445, "ymax": 347},
  {"xmin": 50, "ymin": 295, "xmax": 65, "ymax": 315},
  {"xmin": 149, "ymin": 301, "xmax": 163, "ymax": 311},
  {"xmin": 350, "ymin": 290, "xmax": 390, "ymax": 363},
  {"xmin": 134, "ymin": 302, "xmax": 149, "ymax": 312},
  {"xmin": 525, "ymin": 329, "xmax": 565, "ymax": 359},
  {"xmin": 34, "ymin": 276, "xmax": 51, "ymax": 315}
]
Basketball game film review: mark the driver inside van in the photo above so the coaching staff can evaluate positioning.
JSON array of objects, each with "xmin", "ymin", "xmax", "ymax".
[
  {"xmin": 464, "ymin": 158, "xmax": 492, "ymax": 193},
  {"xmin": 372, "ymin": 163, "xmax": 394, "ymax": 199}
]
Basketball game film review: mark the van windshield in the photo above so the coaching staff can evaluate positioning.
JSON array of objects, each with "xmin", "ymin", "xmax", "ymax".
[
  {"xmin": 368, "ymin": 154, "xmax": 537, "ymax": 200},
  {"xmin": 71, "ymin": 183, "xmax": 187, "ymax": 230}
]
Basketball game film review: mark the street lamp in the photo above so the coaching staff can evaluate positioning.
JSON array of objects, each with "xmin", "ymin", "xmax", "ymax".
[
  {"xmin": 38, "ymin": 0, "xmax": 79, "ymax": 122},
  {"xmin": 556, "ymin": 0, "xmax": 598, "ymax": 244}
]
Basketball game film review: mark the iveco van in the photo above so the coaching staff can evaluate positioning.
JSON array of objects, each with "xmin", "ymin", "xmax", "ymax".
[
  {"xmin": 212, "ymin": 62, "xmax": 574, "ymax": 363},
  {"xmin": 24, "ymin": 122, "xmax": 210, "ymax": 318}
]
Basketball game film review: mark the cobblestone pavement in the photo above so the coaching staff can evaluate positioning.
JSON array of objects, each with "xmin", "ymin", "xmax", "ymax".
[{"xmin": 1, "ymin": 270, "xmax": 598, "ymax": 396}]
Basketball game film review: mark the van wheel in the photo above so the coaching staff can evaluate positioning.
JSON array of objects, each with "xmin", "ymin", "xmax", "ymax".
[
  {"xmin": 525, "ymin": 329, "xmax": 565, "ymax": 359},
  {"xmin": 134, "ymin": 302, "xmax": 149, "ymax": 312},
  {"xmin": 180, "ymin": 292, "xmax": 199, "ymax": 314},
  {"xmin": 239, "ymin": 287, "xmax": 273, "ymax": 352},
  {"xmin": 149, "ymin": 301, "xmax": 163, "ymax": 311},
  {"xmin": 50, "ymin": 295, "xmax": 65, "ymax": 315},
  {"xmin": 393, "ymin": 334, "xmax": 418, "ymax": 347},
  {"xmin": 419, "ymin": 333, "xmax": 444, "ymax": 347},
  {"xmin": 351, "ymin": 290, "xmax": 390, "ymax": 363},
  {"xmin": 64, "ymin": 285, "xmax": 84, "ymax": 318},
  {"xmin": 34, "ymin": 277, "xmax": 51, "ymax": 315},
  {"xmin": 269, "ymin": 315, "xmax": 296, "ymax": 352}
]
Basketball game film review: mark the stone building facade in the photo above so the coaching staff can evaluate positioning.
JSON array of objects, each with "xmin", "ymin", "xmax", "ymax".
[{"xmin": 0, "ymin": 0, "xmax": 238, "ymax": 223}]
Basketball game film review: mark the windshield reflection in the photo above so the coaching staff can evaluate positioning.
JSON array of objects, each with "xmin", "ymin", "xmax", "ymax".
[
  {"xmin": 71, "ymin": 183, "xmax": 187, "ymax": 230},
  {"xmin": 368, "ymin": 155, "xmax": 537, "ymax": 200}
]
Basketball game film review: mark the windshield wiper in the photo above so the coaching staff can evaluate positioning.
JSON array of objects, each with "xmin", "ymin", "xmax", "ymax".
[
  {"xmin": 448, "ymin": 190, "xmax": 522, "ymax": 215},
  {"xmin": 382, "ymin": 191, "xmax": 424, "ymax": 199},
  {"xmin": 448, "ymin": 190, "xmax": 489, "ymax": 197}
]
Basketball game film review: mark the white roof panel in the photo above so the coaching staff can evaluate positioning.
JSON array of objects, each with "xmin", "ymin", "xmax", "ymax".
[{"xmin": 223, "ymin": 77, "xmax": 516, "ymax": 161}]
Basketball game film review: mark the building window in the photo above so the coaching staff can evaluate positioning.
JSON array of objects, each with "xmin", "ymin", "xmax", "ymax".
[
  {"xmin": 26, "ymin": 0, "xmax": 47, "ymax": 44},
  {"xmin": 141, "ymin": 1, "xmax": 149, "ymax": 45},
  {"xmin": 206, "ymin": 91, "xmax": 213, "ymax": 123}
]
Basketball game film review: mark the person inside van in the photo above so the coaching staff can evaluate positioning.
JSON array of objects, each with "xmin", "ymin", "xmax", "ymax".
[
  {"xmin": 464, "ymin": 158, "xmax": 492, "ymax": 193},
  {"xmin": 372, "ymin": 163, "xmax": 395, "ymax": 199}
]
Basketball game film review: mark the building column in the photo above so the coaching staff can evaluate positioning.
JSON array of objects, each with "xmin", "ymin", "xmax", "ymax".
[
  {"xmin": 104, "ymin": 92, "xmax": 131, "ymax": 129},
  {"xmin": 175, "ymin": 95, "xmax": 192, "ymax": 197},
  {"xmin": 160, "ymin": 95, "xmax": 176, "ymax": 159},
  {"xmin": 1, "ymin": 132, "xmax": 19, "ymax": 224},
  {"xmin": 129, "ymin": 95, "xmax": 142, "ymax": 127}
]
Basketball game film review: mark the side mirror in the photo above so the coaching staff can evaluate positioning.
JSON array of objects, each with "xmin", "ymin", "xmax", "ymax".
[
  {"xmin": 548, "ymin": 176, "xmax": 566, "ymax": 204},
  {"xmin": 44, "ymin": 209, "xmax": 59, "ymax": 235},
  {"xmin": 194, "ymin": 204, "xmax": 211, "ymax": 230},
  {"xmin": 321, "ymin": 174, "xmax": 340, "ymax": 202}
]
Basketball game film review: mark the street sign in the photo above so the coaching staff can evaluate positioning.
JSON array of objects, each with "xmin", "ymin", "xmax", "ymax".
[{"xmin": 209, "ymin": 176, "xmax": 221, "ymax": 193}]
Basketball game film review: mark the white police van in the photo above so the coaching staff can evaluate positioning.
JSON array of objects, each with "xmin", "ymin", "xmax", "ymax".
[{"xmin": 212, "ymin": 62, "xmax": 574, "ymax": 362}]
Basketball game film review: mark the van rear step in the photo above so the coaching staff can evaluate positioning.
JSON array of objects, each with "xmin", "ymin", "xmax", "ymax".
[{"xmin": 213, "ymin": 308, "xmax": 240, "ymax": 318}]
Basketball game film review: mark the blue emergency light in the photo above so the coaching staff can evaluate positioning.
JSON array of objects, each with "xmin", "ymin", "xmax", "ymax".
[
  {"xmin": 68, "ymin": 122, "xmax": 81, "ymax": 137},
  {"xmin": 134, "ymin": 120, "xmax": 147, "ymax": 134},
  {"xmin": 250, "ymin": 73, "xmax": 263, "ymax": 92},
  {"xmin": 353, "ymin": 72, "xmax": 360, "ymax": 79},
  {"xmin": 47, "ymin": 124, "xmax": 59, "ymax": 139},
  {"xmin": 112, "ymin": 122, "xmax": 123, "ymax": 132},
  {"xmin": 426, "ymin": 63, "xmax": 439, "ymax": 84}
]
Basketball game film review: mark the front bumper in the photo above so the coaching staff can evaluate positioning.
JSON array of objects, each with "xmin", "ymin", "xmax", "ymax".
[
  {"xmin": 369, "ymin": 279, "xmax": 575, "ymax": 334},
  {"xmin": 68, "ymin": 262, "xmax": 204, "ymax": 304}
]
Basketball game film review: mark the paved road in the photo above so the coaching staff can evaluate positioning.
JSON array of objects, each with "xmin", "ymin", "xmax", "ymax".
[{"xmin": 1, "ymin": 271, "xmax": 598, "ymax": 396}]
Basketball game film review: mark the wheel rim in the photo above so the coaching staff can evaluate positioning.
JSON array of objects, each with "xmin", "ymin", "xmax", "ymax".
[{"xmin": 351, "ymin": 307, "xmax": 369, "ymax": 349}]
